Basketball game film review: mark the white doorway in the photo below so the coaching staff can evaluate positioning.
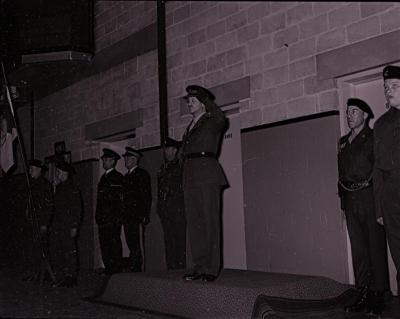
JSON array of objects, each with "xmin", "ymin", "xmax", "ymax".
[{"xmin": 338, "ymin": 63, "xmax": 399, "ymax": 295}]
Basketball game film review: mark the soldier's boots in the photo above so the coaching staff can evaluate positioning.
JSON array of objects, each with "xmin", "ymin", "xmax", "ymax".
[
  {"xmin": 367, "ymin": 291, "xmax": 385, "ymax": 316},
  {"xmin": 344, "ymin": 287, "xmax": 385, "ymax": 315},
  {"xmin": 53, "ymin": 275, "xmax": 77, "ymax": 288},
  {"xmin": 22, "ymin": 272, "xmax": 39, "ymax": 282},
  {"xmin": 344, "ymin": 286, "xmax": 370, "ymax": 312}
]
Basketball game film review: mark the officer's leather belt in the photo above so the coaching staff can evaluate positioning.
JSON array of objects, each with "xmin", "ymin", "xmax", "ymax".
[
  {"xmin": 184, "ymin": 152, "xmax": 216, "ymax": 159},
  {"xmin": 340, "ymin": 180, "xmax": 372, "ymax": 190}
]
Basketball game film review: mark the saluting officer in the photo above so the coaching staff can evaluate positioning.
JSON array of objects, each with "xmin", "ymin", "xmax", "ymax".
[
  {"xmin": 50, "ymin": 162, "xmax": 82, "ymax": 287},
  {"xmin": 338, "ymin": 98, "xmax": 389, "ymax": 315},
  {"xmin": 22, "ymin": 159, "xmax": 53, "ymax": 281},
  {"xmin": 122, "ymin": 147, "xmax": 152, "ymax": 272},
  {"xmin": 157, "ymin": 137, "xmax": 186, "ymax": 270},
  {"xmin": 96, "ymin": 148, "xmax": 124, "ymax": 275},
  {"xmin": 374, "ymin": 65, "xmax": 400, "ymax": 303},
  {"xmin": 181, "ymin": 85, "xmax": 228, "ymax": 282}
]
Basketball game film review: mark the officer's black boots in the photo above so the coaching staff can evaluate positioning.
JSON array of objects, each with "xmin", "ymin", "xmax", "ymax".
[
  {"xmin": 367, "ymin": 291, "xmax": 385, "ymax": 316},
  {"xmin": 344, "ymin": 287, "xmax": 385, "ymax": 315},
  {"xmin": 344, "ymin": 286, "xmax": 370, "ymax": 312}
]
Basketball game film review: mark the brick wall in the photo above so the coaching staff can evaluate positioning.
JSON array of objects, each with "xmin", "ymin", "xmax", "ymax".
[
  {"xmin": 35, "ymin": 1, "xmax": 158, "ymax": 161},
  {"xmin": 166, "ymin": 1, "xmax": 400, "ymax": 135},
  {"xmin": 34, "ymin": 1, "xmax": 400, "ymax": 161}
]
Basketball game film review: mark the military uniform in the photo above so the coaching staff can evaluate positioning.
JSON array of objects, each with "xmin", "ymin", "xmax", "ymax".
[
  {"xmin": 374, "ymin": 65, "xmax": 400, "ymax": 298},
  {"xmin": 123, "ymin": 147, "xmax": 152, "ymax": 272},
  {"xmin": 181, "ymin": 85, "xmax": 228, "ymax": 281},
  {"xmin": 96, "ymin": 149, "xmax": 124, "ymax": 275},
  {"xmin": 23, "ymin": 161, "xmax": 54, "ymax": 280},
  {"xmin": 157, "ymin": 138, "xmax": 186, "ymax": 270},
  {"xmin": 338, "ymin": 124, "xmax": 389, "ymax": 292},
  {"xmin": 49, "ymin": 162, "xmax": 82, "ymax": 286}
]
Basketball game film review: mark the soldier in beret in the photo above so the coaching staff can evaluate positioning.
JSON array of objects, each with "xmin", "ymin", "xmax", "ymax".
[
  {"xmin": 374, "ymin": 65, "xmax": 400, "ymax": 304},
  {"xmin": 96, "ymin": 148, "xmax": 124, "ymax": 275},
  {"xmin": 181, "ymin": 85, "xmax": 228, "ymax": 282},
  {"xmin": 21, "ymin": 159, "xmax": 54, "ymax": 281},
  {"xmin": 122, "ymin": 147, "xmax": 152, "ymax": 272},
  {"xmin": 338, "ymin": 98, "xmax": 389, "ymax": 314},
  {"xmin": 157, "ymin": 137, "xmax": 186, "ymax": 270},
  {"xmin": 49, "ymin": 161, "xmax": 82, "ymax": 287}
]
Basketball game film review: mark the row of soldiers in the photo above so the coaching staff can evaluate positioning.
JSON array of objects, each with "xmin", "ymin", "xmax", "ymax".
[
  {"xmin": 22, "ymin": 138, "xmax": 186, "ymax": 287},
  {"xmin": 97, "ymin": 141, "xmax": 186, "ymax": 275}
]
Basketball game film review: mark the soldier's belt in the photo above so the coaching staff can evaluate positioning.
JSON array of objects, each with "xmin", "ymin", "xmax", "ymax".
[
  {"xmin": 184, "ymin": 152, "xmax": 216, "ymax": 159},
  {"xmin": 339, "ymin": 180, "xmax": 372, "ymax": 191}
]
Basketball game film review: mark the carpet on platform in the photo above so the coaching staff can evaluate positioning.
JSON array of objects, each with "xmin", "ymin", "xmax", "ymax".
[{"xmin": 88, "ymin": 269, "xmax": 354, "ymax": 319}]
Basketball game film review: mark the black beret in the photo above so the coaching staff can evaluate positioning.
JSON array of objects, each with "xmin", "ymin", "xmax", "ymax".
[
  {"xmin": 56, "ymin": 161, "xmax": 75, "ymax": 174},
  {"xmin": 383, "ymin": 65, "xmax": 400, "ymax": 80},
  {"xmin": 164, "ymin": 137, "xmax": 181, "ymax": 148},
  {"xmin": 101, "ymin": 148, "xmax": 121, "ymax": 160},
  {"xmin": 347, "ymin": 98, "xmax": 374, "ymax": 119},
  {"xmin": 29, "ymin": 159, "xmax": 44, "ymax": 169},
  {"xmin": 184, "ymin": 85, "xmax": 216, "ymax": 104},
  {"xmin": 122, "ymin": 146, "xmax": 142, "ymax": 158}
]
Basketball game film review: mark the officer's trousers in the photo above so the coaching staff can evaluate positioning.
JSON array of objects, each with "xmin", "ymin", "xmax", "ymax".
[
  {"xmin": 123, "ymin": 220, "xmax": 142, "ymax": 271},
  {"xmin": 381, "ymin": 180, "xmax": 400, "ymax": 295},
  {"xmin": 98, "ymin": 222, "xmax": 122, "ymax": 274},
  {"xmin": 344, "ymin": 187, "xmax": 389, "ymax": 291},
  {"xmin": 184, "ymin": 184, "xmax": 222, "ymax": 277},
  {"xmin": 160, "ymin": 214, "xmax": 186, "ymax": 270},
  {"xmin": 50, "ymin": 228, "xmax": 78, "ymax": 281}
]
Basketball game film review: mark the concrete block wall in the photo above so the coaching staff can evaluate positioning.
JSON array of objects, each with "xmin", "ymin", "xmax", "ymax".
[
  {"xmin": 166, "ymin": 1, "xmax": 400, "ymax": 136},
  {"xmin": 34, "ymin": 1, "xmax": 400, "ymax": 161},
  {"xmin": 35, "ymin": 1, "xmax": 158, "ymax": 161}
]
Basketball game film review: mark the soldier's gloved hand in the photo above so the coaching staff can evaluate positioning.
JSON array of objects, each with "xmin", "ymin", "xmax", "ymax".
[
  {"xmin": 40, "ymin": 225, "xmax": 47, "ymax": 233},
  {"xmin": 70, "ymin": 228, "xmax": 78, "ymax": 238},
  {"xmin": 142, "ymin": 216, "xmax": 150, "ymax": 226},
  {"xmin": 377, "ymin": 217, "xmax": 384, "ymax": 226}
]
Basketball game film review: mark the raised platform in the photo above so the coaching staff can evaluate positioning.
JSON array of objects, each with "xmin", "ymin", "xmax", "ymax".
[{"xmin": 89, "ymin": 269, "xmax": 354, "ymax": 319}]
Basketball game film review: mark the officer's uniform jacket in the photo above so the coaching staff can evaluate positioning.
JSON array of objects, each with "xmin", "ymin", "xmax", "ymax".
[
  {"xmin": 373, "ymin": 107, "xmax": 400, "ymax": 218},
  {"xmin": 52, "ymin": 179, "xmax": 82, "ymax": 231},
  {"xmin": 123, "ymin": 167, "xmax": 152, "ymax": 223},
  {"xmin": 181, "ymin": 100, "xmax": 228, "ymax": 187},
  {"xmin": 95, "ymin": 169, "xmax": 124, "ymax": 226},
  {"xmin": 29, "ymin": 176, "xmax": 54, "ymax": 227},
  {"xmin": 337, "ymin": 126, "xmax": 374, "ymax": 209},
  {"xmin": 157, "ymin": 158, "xmax": 184, "ymax": 220}
]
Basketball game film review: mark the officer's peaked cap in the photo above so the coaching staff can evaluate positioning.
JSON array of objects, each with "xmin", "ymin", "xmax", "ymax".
[
  {"xmin": 164, "ymin": 137, "xmax": 181, "ymax": 149},
  {"xmin": 101, "ymin": 148, "xmax": 121, "ymax": 160},
  {"xmin": 383, "ymin": 65, "xmax": 400, "ymax": 80},
  {"xmin": 184, "ymin": 85, "xmax": 215, "ymax": 104},
  {"xmin": 56, "ymin": 161, "xmax": 75, "ymax": 175},
  {"xmin": 347, "ymin": 98, "xmax": 374, "ymax": 119},
  {"xmin": 123, "ymin": 146, "xmax": 142, "ymax": 158},
  {"xmin": 29, "ymin": 159, "xmax": 44, "ymax": 169}
]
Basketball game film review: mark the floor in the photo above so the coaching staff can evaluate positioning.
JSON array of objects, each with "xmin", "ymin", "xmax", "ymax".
[{"xmin": 1, "ymin": 265, "xmax": 399, "ymax": 319}]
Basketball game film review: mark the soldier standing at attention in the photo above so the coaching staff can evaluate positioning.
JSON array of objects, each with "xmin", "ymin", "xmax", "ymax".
[
  {"xmin": 50, "ymin": 162, "xmax": 82, "ymax": 287},
  {"xmin": 157, "ymin": 137, "xmax": 186, "ymax": 270},
  {"xmin": 374, "ymin": 65, "xmax": 400, "ymax": 304},
  {"xmin": 338, "ymin": 98, "xmax": 389, "ymax": 315},
  {"xmin": 22, "ymin": 159, "xmax": 53, "ymax": 281},
  {"xmin": 122, "ymin": 147, "xmax": 152, "ymax": 272},
  {"xmin": 181, "ymin": 85, "xmax": 228, "ymax": 282},
  {"xmin": 96, "ymin": 148, "xmax": 124, "ymax": 275}
]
